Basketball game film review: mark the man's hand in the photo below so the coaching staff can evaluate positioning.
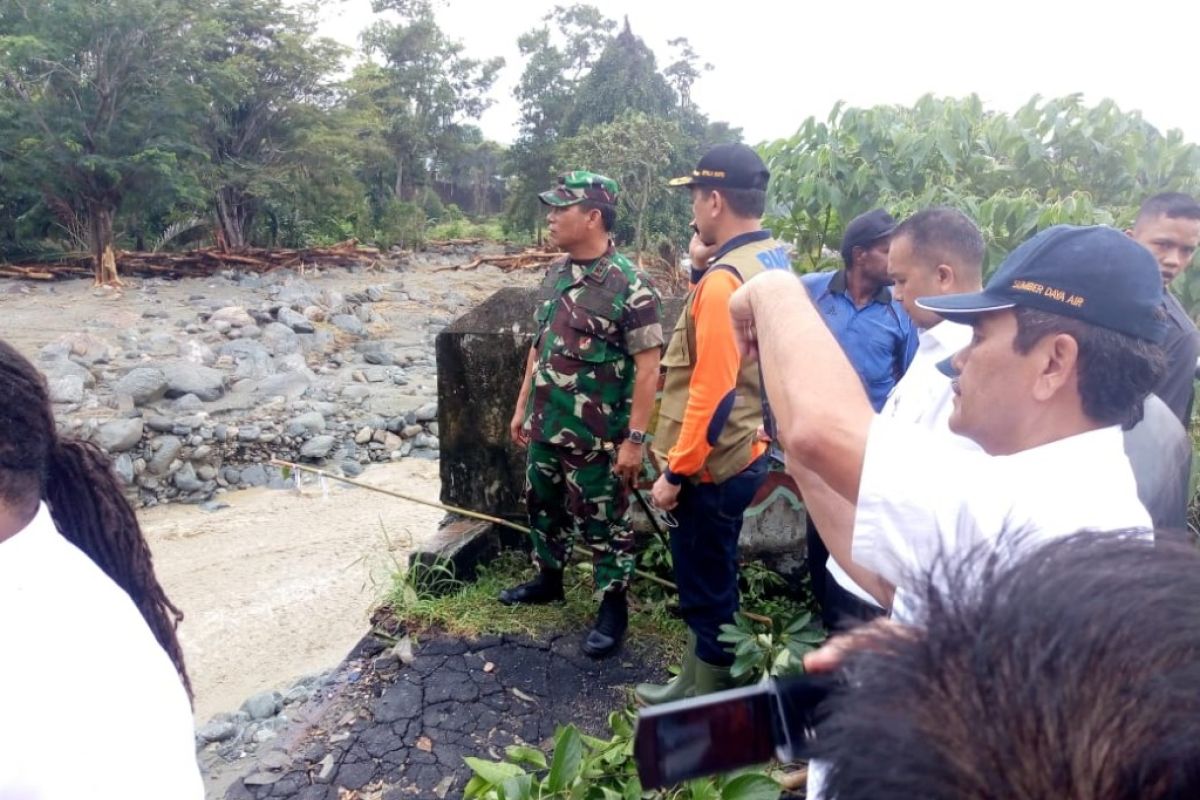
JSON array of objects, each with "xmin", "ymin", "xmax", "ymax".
[
  {"xmin": 651, "ymin": 473, "xmax": 682, "ymax": 511},
  {"xmin": 802, "ymin": 617, "xmax": 911, "ymax": 673},
  {"xmin": 689, "ymin": 233, "xmax": 719, "ymax": 271},
  {"xmin": 730, "ymin": 269, "xmax": 800, "ymax": 361},
  {"xmin": 614, "ymin": 440, "xmax": 643, "ymax": 486},
  {"xmin": 509, "ymin": 408, "xmax": 530, "ymax": 448}
]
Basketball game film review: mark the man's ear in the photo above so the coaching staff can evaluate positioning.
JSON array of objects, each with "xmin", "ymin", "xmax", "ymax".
[
  {"xmin": 1031, "ymin": 332, "xmax": 1079, "ymax": 402},
  {"xmin": 935, "ymin": 263, "xmax": 954, "ymax": 289}
]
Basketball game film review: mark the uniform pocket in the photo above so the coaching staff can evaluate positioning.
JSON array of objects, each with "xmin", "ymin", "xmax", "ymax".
[{"xmin": 660, "ymin": 306, "xmax": 692, "ymax": 368}]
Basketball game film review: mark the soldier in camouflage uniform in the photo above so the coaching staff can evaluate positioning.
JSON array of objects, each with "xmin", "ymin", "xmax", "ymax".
[{"xmin": 499, "ymin": 171, "xmax": 663, "ymax": 659}]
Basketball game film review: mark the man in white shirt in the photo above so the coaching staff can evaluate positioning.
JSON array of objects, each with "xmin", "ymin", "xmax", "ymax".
[
  {"xmin": 730, "ymin": 225, "xmax": 1165, "ymax": 613},
  {"xmin": 811, "ymin": 207, "xmax": 986, "ymax": 623}
]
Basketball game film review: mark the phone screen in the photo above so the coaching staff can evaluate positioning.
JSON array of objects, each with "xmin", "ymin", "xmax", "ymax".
[{"xmin": 634, "ymin": 685, "xmax": 777, "ymax": 789}]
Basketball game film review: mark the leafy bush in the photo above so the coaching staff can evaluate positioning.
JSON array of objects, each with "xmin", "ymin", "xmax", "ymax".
[{"xmin": 464, "ymin": 713, "xmax": 782, "ymax": 800}]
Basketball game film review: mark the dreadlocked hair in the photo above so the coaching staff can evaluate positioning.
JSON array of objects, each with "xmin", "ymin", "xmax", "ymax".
[{"xmin": 0, "ymin": 339, "xmax": 192, "ymax": 701}]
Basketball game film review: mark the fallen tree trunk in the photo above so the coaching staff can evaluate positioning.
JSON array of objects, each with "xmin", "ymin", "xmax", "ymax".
[{"xmin": 0, "ymin": 240, "xmax": 387, "ymax": 281}]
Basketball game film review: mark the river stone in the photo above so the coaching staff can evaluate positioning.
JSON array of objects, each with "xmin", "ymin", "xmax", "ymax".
[
  {"xmin": 197, "ymin": 720, "xmax": 238, "ymax": 744},
  {"xmin": 341, "ymin": 384, "xmax": 370, "ymax": 402},
  {"xmin": 148, "ymin": 436, "xmax": 183, "ymax": 475},
  {"xmin": 300, "ymin": 435, "xmax": 336, "ymax": 459},
  {"xmin": 93, "ymin": 418, "xmax": 144, "ymax": 453},
  {"xmin": 414, "ymin": 402, "xmax": 438, "ymax": 422},
  {"xmin": 363, "ymin": 350, "xmax": 392, "ymax": 366},
  {"xmin": 48, "ymin": 375, "xmax": 85, "ymax": 404},
  {"xmin": 46, "ymin": 358, "xmax": 96, "ymax": 388},
  {"xmin": 256, "ymin": 370, "xmax": 312, "ymax": 400},
  {"xmin": 209, "ymin": 306, "xmax": 255, "ymax": 328},
  {"xmin": 330, "ymin": 314, "xmax": 365, "ymax": 336},
  {"xmin": 355, "ymin": 427, "xmax": 373, "ymax": 445},
  {"xmin": 173, "ymin": 463, "xmax": 205, "ymax": 493},
  {"xmin": 113, "ymin": 454, "xmax": 135, "ymax": 486},
  {"xmin": 162, "ymin": 363, "xmax": 225, "ymax": 401},
  {"xmin": 146, "ymin": 415, "xmax": 175, "ymax": 433},
  {"xmin": 287, "ymin": 411, "xmax": 326, "ymax": 437},
  {"xmin": 413, "ymin": 432, "xmax": 439, "ymax": 450},
  {"xmin": 261, "ymin": 322, "xmax": 300, "ymax": 356},
  {"xmin": 277, "ymin": 307, "xmax": 315, "ymax": 334},
  {"xmin": 240, "ymin": 464, "xmax": 268, "ymax": 487},
  {"xmin": 114, "ymin": 367, "xmax": 168, "ymax": 405},
  {"xmin": 241, "ymin": 690, "xmax": 283, "ymax": 721}
]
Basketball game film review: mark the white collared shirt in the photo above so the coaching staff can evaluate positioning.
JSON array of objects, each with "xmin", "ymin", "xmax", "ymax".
[
  {"xmin": 827, "ymin": 321, "xmax": 978, "ymax": 605},
  {"xmin": 852, "ymin": 418, "xmax": 1151, "ymax": 622},
  {"xmin": 880, "ymin": 319, "xmax": 973, "ymax": 428},
  {"xmin": 0, "ymin": 504, "xmax": 203, "ymax": 800}
]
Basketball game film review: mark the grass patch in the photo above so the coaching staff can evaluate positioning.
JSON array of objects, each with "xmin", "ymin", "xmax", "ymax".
[{"xmin": 388, "ymin": 550, "xmax": 689, "ymax": 660}]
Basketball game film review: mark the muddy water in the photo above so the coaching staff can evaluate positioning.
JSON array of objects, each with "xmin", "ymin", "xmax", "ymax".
[{"xmin": 140, "ymin": 459, "xmax": 444, "ymax": 721}]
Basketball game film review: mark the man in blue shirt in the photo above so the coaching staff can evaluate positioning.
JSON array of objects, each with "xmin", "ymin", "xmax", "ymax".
[{"xmin": 800, "ymin": 208, "xmax": 919, "ymax": 628}]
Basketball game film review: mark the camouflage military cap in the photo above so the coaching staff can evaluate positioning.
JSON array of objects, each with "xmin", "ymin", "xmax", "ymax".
[{"xmin": 538, "ymin": 171, "xmax": 620, "ymax": 207}]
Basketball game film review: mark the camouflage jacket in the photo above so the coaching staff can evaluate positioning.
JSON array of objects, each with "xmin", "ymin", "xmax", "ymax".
[{"xmin": 527, "ymin": 247, "xmax": 663, "ymax": 451}]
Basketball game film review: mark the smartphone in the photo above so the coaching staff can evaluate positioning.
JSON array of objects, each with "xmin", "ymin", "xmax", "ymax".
[{"xmin": 634, "ymin": 675, "xmax": 838, "ymax": 790}]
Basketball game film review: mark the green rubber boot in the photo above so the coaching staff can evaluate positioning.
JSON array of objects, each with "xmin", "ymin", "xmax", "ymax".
[
  {"xmin": 692, "ymin": 657, "xmax": 735, "ymax": 696},
  {"xmin": 635, "ymin": 631, "xmax": 698, "ymax": 706}
]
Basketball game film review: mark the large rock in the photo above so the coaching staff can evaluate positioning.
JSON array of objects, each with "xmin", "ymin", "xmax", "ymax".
[
  {"xmin": 287, "ymin": 411, "xmax": 326, "ymax": 437},
  {"xmin": 93, "ymin": 418, "xmax": 144, "ymax": 453},
  {"xmin": 277, "ymin": 307, "xmax": 315, "ymax": 334},
  {"xmin": 331, "ymin": 314, "xmax": 366, "ymax": 336},
  {"xmin": 209, "ymin": 306, "xmax": 255, "ymax": 328},
  {"xmin": 240, "ymin": 464, "xmax": 269, "ymax": 487},
  {"xmin": 241, "ymin": 690, "xmax": 283, "ymax": 721},
  {"xmin": 368, "ymin": 394, "xmax": 422, "ymax": 418},
  {"xmin": 162, "ymin": 363, "xmax": 225, "ymax": 402},
  {"xmin": 47, "ymin": 359, "xmax": 96, "ymax": 389},
  {"xmin": 48, "ymin": 375, "xmax": 85, "ymax": 404},
  {"xmin": 261, "ymin": 322, "xmax": 300, "ymax": 356},
  {"xmin": 173, "ymin": 462, "xmax": 206, "ymax": 493},
  {"xmin": 113, "ymin": 367, "xmax": 168, "ymax": 405},
  {"xmin": 113, "ymin": 453, "xmax": 135, "ymax": 486},
  {"xmin": 300, "ymin": 435, "xmax": 336, "ymax": 459},
  {"xmin": 256, "ymin": 370, "xmax": 312, "ymax": 400},
  {"xmin": 148, "ymin": 435, "xmax": 183, "ymax": 475}
]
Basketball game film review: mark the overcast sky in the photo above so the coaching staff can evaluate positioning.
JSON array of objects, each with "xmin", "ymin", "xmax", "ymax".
[{"xmin": 314, "ymin": 0, "xmax": 1200, "ymax": 147}]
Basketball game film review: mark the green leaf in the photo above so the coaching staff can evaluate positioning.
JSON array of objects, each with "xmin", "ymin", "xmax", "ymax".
[
  {"xmin": 505, "ymin": 745, "xmax": 548, "ymax": 770},
  {"xmin": 499, "ymin": 774, "xmax": 534, "ymax": 800},
  {"xmin": 686, "ymin": 778, "xmax": 721, "ymax": 800},
  {"xmin": 464, "ymin": 757, "xmax": 526, "ymax": 785},
  {"xmin": 547, "ymin": 725, "xmax": 584, "ymax": 792},
  {"xmin": 782, "ymin": 613, "xmax": 812, "ymax": 635},
  {"xmin": 719, "ymin": 773, "xmax": 782, "ymax": 800},
  {"xmin": 464, "ymin": 774, "xmax": 490, "ymax": 798}
]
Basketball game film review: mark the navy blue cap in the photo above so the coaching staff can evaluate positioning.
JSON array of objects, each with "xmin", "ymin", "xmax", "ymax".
[
  {"xmin": 841, "ymin": 209, "xmax": 897, "ymax": 265},
  {"xmin": 916, "ymin": 225, "xmax": 1167, "ymax": 343},
  {"xmin": 669, "ymin": 143, "xmax": 770, "ymax": 191}
]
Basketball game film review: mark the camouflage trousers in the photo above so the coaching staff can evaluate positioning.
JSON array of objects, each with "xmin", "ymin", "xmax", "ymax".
[{"xmin": 525, "ymin": 440, "xmax": 635, "ymax": 593}]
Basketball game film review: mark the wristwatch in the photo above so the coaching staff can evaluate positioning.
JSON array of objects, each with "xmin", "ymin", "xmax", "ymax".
[{"xmin": 627, "ymin": 429, "xmax": 647, "ymax": 445}]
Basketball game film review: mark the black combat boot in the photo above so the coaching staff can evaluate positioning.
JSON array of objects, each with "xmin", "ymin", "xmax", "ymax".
[
  {"xmin": 498, "ymin": 568, "xmax": 564, "ymax": 606},
  {"xmin": 582, "ymin": 589, "xmax": 628, "ymax": 659}
]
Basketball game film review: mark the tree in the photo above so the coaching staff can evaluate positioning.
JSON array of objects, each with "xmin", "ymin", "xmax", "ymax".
[
  {"xmin": 0, "ymin": 0, "xmax": 206, "ymax": 283},
  {"xmin": 505, "ymin": 4, "xmax": 616, "ymax": 238},
  {"xmin": 199, "ymin": 0, "xmax": 348, "ymax": 248},
  {"xmin": 663, "ymin": 36, "xmax": 711, "ymax": 112},
  {"xmin": 763, "ymin": 94, "xmax": 1200, "ymax": 274},
  {"xmin": 563, "ymin": 17, "xmax": 675, "ymax": 133},
  {"xmin": 557, "ymin": 110, "xmax": 677, "ymax": 254},
  {"xmin": 361, "ymin": 0, "xmax": 502, "ymax": 201}
]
